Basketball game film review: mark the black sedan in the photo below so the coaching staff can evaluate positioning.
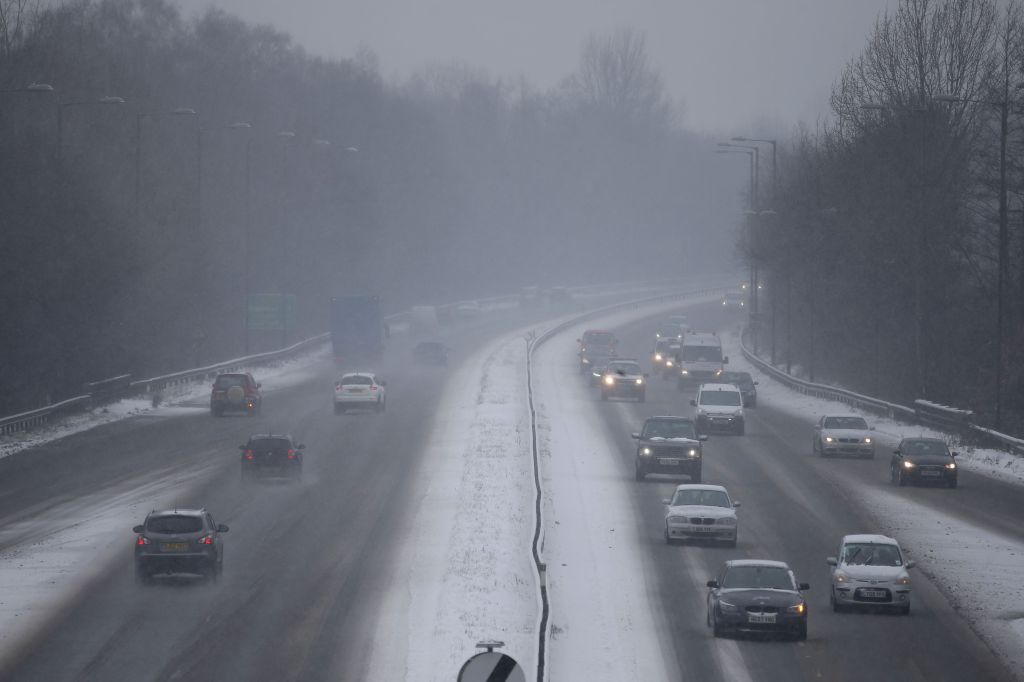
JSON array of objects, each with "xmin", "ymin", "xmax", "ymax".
[
  {"xmin": 706, "ymin": 560, "xmax": 809, "ymax": 640},
  {"xmin": 890, "ymin": 437, "xmax": 958, "ymax": 488},
  {"xmin": 240, "ymin": 434, "xmax": 304, "ymax": 482}
]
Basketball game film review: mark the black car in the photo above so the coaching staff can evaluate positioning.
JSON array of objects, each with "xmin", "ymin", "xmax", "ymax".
[
  {"xmin": 580, "ymin": 346, "xmax": 617, "ymax": 376},
  {"xmin": 240, "ymin": 434, "xmax": 305, "ymax": 482},
  {"xmin": 133, "ymin": 508, "xmax": 228, "ymax": 584},
  {"xmin": 719, "ymin": 371, "xmax": 758, "ymax": 407},
  {"xmin": 633, "ymin": 416, "xmax": 708, "ymax": 482},
  {"xmin": 413, "ymin": 341, "xmax": 449, "ymax": 366},
  {"xmin": 890, "ymin": 437, "xmax": 958, "ymax": 488},
  {"xmin": 706, "ymin": 560, "xmax": 809, "ymax": 640}
]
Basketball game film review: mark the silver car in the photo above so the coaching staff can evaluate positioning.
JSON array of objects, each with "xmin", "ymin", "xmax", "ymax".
[
  {"xmin": 827, "ymin": 534, "xmax": 915, "ymax": 614},
  {"xmin": 813, "ymin": 415, "xmax": 875, "ymax": 458},
  {"xmin": 663, "ymin": 484, "xmax": 739, "ymax": 546}
]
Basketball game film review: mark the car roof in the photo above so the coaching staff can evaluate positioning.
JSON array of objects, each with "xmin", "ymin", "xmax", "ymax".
[
  {"xmin": 149, "ymin": 508, "xmax": 205, "ymax": 518},
  {"xmin": 646, "ymin": 415, "xmax": 694, "ymax": 422},
  {"xmin": 699, "ymin": 383, "xmax": 741, "ymax": 391},
  {"xmin": 684, "ymin": 333, "xmax": 720, "ymax": 345},
  {"xmin": 339, "ymin": 372, "xmax": 376, "ymax": 378},
  {"xmin": 823, "ymin": 414, "xmax": 866, "ymax": 420},
  {"xmin": 249, "ymin": 433, "xmax": 293, "ymax": 440},
  {"xmin": 673, "ymin": 484, "xmax": 728, "ymax": 493},
  {"xmin": 841, "ymin": 534, "xmax": 898, "ymax": 546},
  {"xmin": 609, "ymin": 358, "xmax": 640, "ymax": 364},
  {"xmin": 900, "ymin": 437, "xmax": 946, "ymax": 444},
  {"xmin": 583, "ymin": 329, "xmax": 611, "ymax": 334},
  {"xmin": 726, "ymin": 559, "xmax": 789, "ymax": 569}
]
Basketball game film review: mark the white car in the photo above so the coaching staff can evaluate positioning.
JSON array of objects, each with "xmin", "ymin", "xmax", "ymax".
[
  {"xmin": 827, "ymin": 534, "xmax": 914, "ymax": 614},
  {"xmin": 813, "ymin": 415, "xmax": 875, "ymax": 458},
  {"xmin": 334, "ymin": 372, "xmax": 387, "ymax": 414},
  {"xmin": 691, "ymin": 383, "xmax": 745, "ymax": 435},
  {"xmin": 662, "ymin": 484, "xmax": 740, "ymax": 546}
]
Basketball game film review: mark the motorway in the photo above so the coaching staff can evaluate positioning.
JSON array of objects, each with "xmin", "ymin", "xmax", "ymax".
[{"xmin": 1, "ymin": 293, "xmax": 1022, "ymax": 681}]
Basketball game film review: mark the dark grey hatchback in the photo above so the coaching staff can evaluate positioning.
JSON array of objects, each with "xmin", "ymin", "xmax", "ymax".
[
  {"xmin": 133, "ymin": 509, "xmax": 228, "ymax": 584},
  {"xmin": 890, "ymin": 437, "xmax": 958, "ymax": 488},
  {"xmin": 706, "ymin": 560, "xmax": 809, "ymax": 640}
]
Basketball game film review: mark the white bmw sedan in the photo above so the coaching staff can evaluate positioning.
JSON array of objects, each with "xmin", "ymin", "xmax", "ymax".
[
  {"xmin": 827, "ymin": 534, "xmax": 915, "ymax": 614},
  {"xmin": 662, "ymin": 484, "xmax": 739, "ymax": 547}
]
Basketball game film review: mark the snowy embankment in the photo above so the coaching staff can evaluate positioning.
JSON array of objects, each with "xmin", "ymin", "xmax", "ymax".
[{"xmin": 724, "ymin": 331, "xmax": 1024, "ymax": 676}]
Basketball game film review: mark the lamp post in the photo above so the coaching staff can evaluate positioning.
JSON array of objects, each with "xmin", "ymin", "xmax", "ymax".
[
  {"xmin": 56, "ymin": 95, "xmax": 127, "ymax": 172},
  {"xmin": 277, "ymin": 130, "xmax": 297, "ymax": 347},
  {"xmin": 228, "ymin": 122, "xmax": 255, "ymax": 353}
]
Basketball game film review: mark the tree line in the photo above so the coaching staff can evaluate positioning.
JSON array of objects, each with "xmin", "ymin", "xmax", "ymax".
[
  {"xmin": 0, "ymin": 0, "xmax": 737, "ymax": 415},
  {"xmin": 752, "ymin": 0, "xmax": 1024, "ymax": 432}
]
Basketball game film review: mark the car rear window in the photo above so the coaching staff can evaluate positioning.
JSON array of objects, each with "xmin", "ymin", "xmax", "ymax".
[
  {"xmin": 250, "ymin": 438, "xmax": 292, "ymax": 451},
  {"xmin": 146, "ymin": 516, "xmax": 204, "ymax": 534},
  {"xmin": 214, "ymin": 375, "xmax": 245, "ymax": 388},
  {"xmin": 341, "ymin": 376, "xmax": 373, "ymax": 386}
]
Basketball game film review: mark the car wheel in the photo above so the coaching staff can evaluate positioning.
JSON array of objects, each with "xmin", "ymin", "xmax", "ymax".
[
  {"xmin": 794, "ymin": 621, "xmax": 807, "ymax": 641},
  {"xmin": 664, "ymin": 527, "xmax": 671, "ymax": 545},
  {"xmin": 135, "ymin": 566, "xmax": 152, "ymax": 586},
  {"xmin": 211, "ymin": 407, "xmax": 222, "ymax": 417},
  {"xmin": 377, "ymin": 398, "xmax": 386, "ymax": 413},
  {"xmin": 712, "ymin": 609, "xmax": 723, "ymax": 638},
  {"xmin": 736, "ymin": 423, "xmax": 745, "ymax": 436},
  {"xmin": 333, "ymin": 403, "xmax": 343, "ymax": 415},
  {"xmin": 750, "ymin": 398, "xmax": 757, "ymax": 408},
  {"xmin": 634, "ymin": 462, "xmax": 645, "ymax": 482},
  {"xmin": 900, "ymin": 603, "xmax": 911, "ymax": 616},
  {"xmin": 897, "ymin": 468, "xmax": 908, "ymax": 487},
  {"xmin": 725, "ymin": 534, "xmax": 737, "ymax": 549},
  {"xmin": 830, "ymin": 589, "xmax": 841, "ymax": 612}
]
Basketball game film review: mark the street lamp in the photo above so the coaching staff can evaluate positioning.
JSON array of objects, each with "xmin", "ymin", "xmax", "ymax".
[
  {"xmin": 226, "ymin": 122, "xmax": 255, "ymax": 353},
  {"xmin": 56, "ymin": 95, "xmax": 127, "ymax": 169}
]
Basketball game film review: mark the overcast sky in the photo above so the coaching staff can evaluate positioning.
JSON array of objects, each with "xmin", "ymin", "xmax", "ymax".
[{"xmin": 174, "ymin": 0, "xmax": 893, "ymax": 134}]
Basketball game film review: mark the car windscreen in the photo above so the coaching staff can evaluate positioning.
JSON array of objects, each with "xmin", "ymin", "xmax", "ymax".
[
  {"xmin": 655, "ymin": 340, "xmax": 676, "ymax": 352},
  {"xmin": 214, "ymin": 375, "xmax": 245, "ymax": 388},
  {"xmin": 699, "ymin": 391, "xmax": 741, "ymax": 406},
  {"xmin": 146, "ymin": 515, "xmax": 204, "ymax": 534},
  {"xmin": 340, "ymin": 375, "xmax": 374, "ymax": 386},
  {"xmin": 607, "ymin": 363, "xmax": 641, "ymax": 375},
  {"xmin": 842, "ymin": 543, "xmax": 903, "ymax": 567},
  {"xmin": 657, "ymin": 325, "xmax": 681, "ymax": 336},
  {"xmin": 643, "ymin": 420, "xmax": 697, "ymax": 440},
  {"xmin": 671, "ymin": 489, "xmax": 729, "ymax": 507},
  {"xmin": 720, "ymin": 372, "xmax": 753, "ymax": 388},
  {"xmin": 250, "ymin": 438, "xmax": 291, "ymax": 451},
  {"xmin": 583, "ymin": 332, "xmax": 614, "ymax": 345},
  {"xmin": 722, "ymin": 565, "xmax": 794, "ymax": 590},
  {"xmin": 823, "ymin": 417, "xmax": 868, "ymax": 430},
  {"xmin": 681, "ymin": 345, "xmax": 722, "ymax": 362},
  {"xmin": 903, "ymin": 440, "xmax": 949, "ymax": 457}
]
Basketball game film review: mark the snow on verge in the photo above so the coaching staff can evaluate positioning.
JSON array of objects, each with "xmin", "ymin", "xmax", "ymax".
[{"xmin": 364, "ymin": 333, "xmax": 538, "ymax": 681}]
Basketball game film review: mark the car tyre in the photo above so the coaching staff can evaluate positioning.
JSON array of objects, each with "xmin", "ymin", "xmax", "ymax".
[
  {"xmin": 135, "ymin": 566, "xmax": 152, "ymax": 586},
  {"xmin": 664, "ymin": 527, "xmax": 672, "ymax": 545},
  {"xmin": 900, "ymin": 603, "xmax": 911, "ymax": 616},
  {"xmin": 711, "ymin": 609, "xmax": 723, "ymax": 638},
  {"xmin": 736, "ymin": 422, "xmax": 745, "ymax": 436},
  {"xmin": 333, "ymin": 403, "xmax": 343, "ymax": 415},
  {"xmin": 725, "ymin": 534, "xmax": 737, "ymax": 549},
  {"xmin": 634, "ymin": 462, "xmax": 645, "ymax": 482},
  {"xmin": 794, "ymin": 621, "xmax": 808, "ymax": 641},
  {"xmin": 830, "ymin": 589, "xmax": 841, "ymax": 612},
  {"xmin": 897, "ymin": 468, "xmax": 908, "ymax": 487},
  {"xmin": 377, "ymin": 398, "xmax": 386, "ymax": 413}
]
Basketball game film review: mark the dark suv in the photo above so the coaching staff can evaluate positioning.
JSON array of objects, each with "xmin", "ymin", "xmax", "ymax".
[
  {"xmin": 133, "ymin": 509, "xmax": 228, "ymax": 584},
  {"xmin": 719, "ymin": 371, "xmax": 758, "ymax": 407},
  {"xmin": 240, "ymin": 434, "xmax": 304, "ymax": 481},
  {"xmin": 633, "ymin": 416, "xmax": 708, "ymax": 482},
  {"xmin": 210, "ymin": 372, "xmax": 262, "ymax": 416}
]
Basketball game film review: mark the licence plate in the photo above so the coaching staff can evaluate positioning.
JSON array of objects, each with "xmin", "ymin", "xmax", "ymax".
[
  {"xmin": 920, "ymin": 470, "xmax": 941, "ymax": 477},
  {"xmin": 161, "ymin": 543, "xmax": 188, "ymax": 552},
  {"xmin": 748, "ymin": 613, "xmax": 776, "ymax": 624},
  {"xmin": 693, "ymin": 526, "xmax": 716, "ymax": 533},
  {"xmin": 658, "ymin": 459, "xmax": 681, "ymax": 466},
  {"xmin": 862, "ymin": 589, "xmax": 887, "ymax": 598},
  {"xmin": 348, "ymin": 389, "xmax": 365, "ymax": 393}
]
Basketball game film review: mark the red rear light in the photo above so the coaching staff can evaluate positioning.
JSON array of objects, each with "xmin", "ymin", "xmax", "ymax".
[
  {"xmin": 197, "ymin": 535, "xmax": 214, "ymax": 545},
  {"xmin": 287, "ymin": 449, "xmax": 297, "ymax": 459},
  {"xmin": 370, "ymin": 385, "xmax": 378, "ymax": 391},
  {"xmin": 136, "ymin": 535, "xmax": 150, "ymax": 546},
  {"xmin": 335, "ymin": 382, "xmax": 342, "ymax": 391},
  {"xmin": 244, "ymin": 449, "xmax": 254, "ymax": 460}
]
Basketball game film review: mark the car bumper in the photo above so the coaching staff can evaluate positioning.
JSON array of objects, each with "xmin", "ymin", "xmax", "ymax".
[
  {"xmin": 136, "ymin": 551, "xmax": 216, "ymax": 574},
  {"xmin": 904, "ymin": 468, "xmax": 956, "ymax": 484},
  {"xmin": 667, "ymin": 524, "xmax": 734, "ymax": 541},
  {"xmin": 602, "ymin": 385, "xmax": 644, "ymax": 397},
  {"xmin": 641, "ymin": 456, "xmax": 700, "ymax": 475},
  {"xmin": 834, "ymin": 585, "xmax": 910, "ymax": 607},
  {"xmin": 716, "ymin": 609, "xmax": 805, "ymax": 634},
  {"xmin": 697, "ymin": 416, "xmax": 742, "ymax": 432},
  {"xmin": 821, "ymin": 444, "xmax": 874, "ymax": 457},
  {"xmin": 334, "ymin": 394, "xmax": 381, "ymax": 405}
]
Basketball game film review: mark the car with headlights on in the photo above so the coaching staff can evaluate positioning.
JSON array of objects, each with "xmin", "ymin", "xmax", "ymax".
[
  {"xmin": 706, "ymin": 560, "xmax": 809, "ymax": 640},
  {"xmin": 691, "ymin": 383, "xmax": 745, "ymax": 435},
  {"xmin": 240, "ymin": 434, "xmax": 304, "ymax": 482},
  {"xmin": 890, "ymin": 437, "xmax": 958, "ymax": 487},
  {"xmin": 722, "ymin": 292, "xmax": 746, "ymax": 309},
  {"xmin": 633, "ymin": 416, "xmax": 708, "ymax": 481},
  {"xmin": 599, "ymin": 359, "xmax": 646, "ymax": 402},
  {"xmin": 578, "ymin": 329, "xmax": 617, "ymax": 374},
  {"xmin": 655, "ymin": 321, "xmax": 686, "ymax": 341},
  {"xmin": 719, "ymin": 371, "xmax": 758, "ymax": 407},
  {"xmin": 813, "ymin": 415, "xmax": 875, "ymax": 458},
  {"xmin": 133, "ymin": 508, "xmax": 228, "ymax": 585},
  {"xmin": 827, "ymin": 534, "xmax": 914, "ymax": 614},
  {"xmin": 334, "ymin": 372, "xmax": 387, "ymax": 413},
  {"xmin": 652, "ymin": 338, "xmax": 681, "ymax": 376},
  {"xmin": 663, "ymin": 484, "xmax": 739, "ymax": 546},
  {"xmin": 581, "ymin": 344, "xmax": 617, "ymax": 377}
]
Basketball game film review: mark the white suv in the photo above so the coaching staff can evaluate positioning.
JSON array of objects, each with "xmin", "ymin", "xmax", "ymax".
[
  {"xmin": 334, "ymin": 373, "xmax": 387, "ymax": 414},
  {"xmin": 691, "ymin": 383, "xmax": 745, "ymax": 435},
  {"xmin": 827, "ymin": 534, "xmax": 915, "ymax": 614}
]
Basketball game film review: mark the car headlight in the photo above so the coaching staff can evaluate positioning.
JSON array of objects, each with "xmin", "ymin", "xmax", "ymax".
[
  {"xmin": 722, "ymin": 300, "xmax": 728, "ymax": 306},
  {"xmin": 604, "ymin": 376, "xmax": 615, "ymax": 386},
  {"xmin": 654, "ymin": 353, "xmax": 663, "ymax": 361},
  {"xmin": 896, "ymin": 575, "xmax": 911, "ymax": 586},
  {"xmin": 864, "ymin": 437, "xmax": 873, "ymax": 444},
  {"xmin": 714, "ymin": 368, "xmax": 723, "ymax": 376},
  {"xmin": 582, "ymin": 358, "xmax": 590, "ymax": 364},
  {"xmin": 787, "ymin": 602, "xmax": 806, "ymax": 615},
  {"xmin": 688, "ymin": 448, "xmax": 699, "ymax": 457},
  {"xmin": 902, "ymin": 460, "xmax": 916, "ymax": 469},
  {"xmin": 680, "ymin": 369, "xmax": 689, "ymax": 375},
  {"xmin": 834, "ymin": 571, "xmax": 850, "ymax": 583},
  {"xmin": 640, "ymin": 447, "xmax": 652, "ymax": 456},
  {"xmin": 635, "ymin": 378, "xmax": 644, "ymax": 385},
  {"xmin": 717, "ymin": 516, "xmax": 736, "ymax": 526},
  {"xmin": 945, "ymin": 462, "xmax": 956, "ymax": 470},
  {"xmin": 718, "ymin": 599, "xmax": 740, "ymax": 613},
  {"xmin": 665, "ymin": 360, "xmax": 674, "ymax": 367},
  {"xmin": 824, "ymin": 436, "xmax": 834, "ymax": 443},
  {"xmin": 667, "ymin": 515, "xmax": 686, "ymax": 524}
]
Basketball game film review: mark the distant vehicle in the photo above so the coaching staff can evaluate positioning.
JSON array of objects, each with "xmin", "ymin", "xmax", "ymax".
[
  {"xmin": 578, "ymin": 330, "xmax": 617, "ymax": 374},
  {"xmin": 240, "ymin": 434, "xmax": 304, "ymax": 482},
  {"xmin": 813, "ymin": 415, "xmax": 875, "ymax": 458},
  {"xmin": 133, "ymin": 508, "xmax": 228, "ymax": 585},
  {"xmin": 691, "ymin": 382, "xmax": 745, "ymax": 435},
  {"xmin": 666, "ymin": 314, "xmax": 689, "ymax": 327},
  {"xmin": 632, "ymin": 416, "xmax": 707, "ymax": 482},
  {"xmin": 587, "ymin": 351, "xmax": 619, "ymax": 385},
  {"xmin": 890, "ymin": 438, "xmax": 958, "ymax": 488},
  {"xmin": 706, "ymin": 560, "xmax": 809, "ymax": 640},
  {"xmin": 579, "ymin": 329, "xmax": 616, "ymax": 351},
  {"xmin": 719, "ymin": 370, "xmax": 758, "ymax": 407},
  {"xmin": 655, "ymin": 322, "xmax": 685, "ymax": 341},
  {"xmin": 413, "ymin": 341, "xmax": 449, "ymax": 366},
  {"xmin": 652, "ymin": 338, "xmax": 681, "ymax": 376},
  {"xmin": 210, "ymin": 372, "xmax": 262, "ymax": 416},
  {"xmin": 827, "ymin": 534, "xmax": 914, "ymax": 615},
  {"xmin": 334, "ymin": 372, "xmax": 387, "ymax": 414},
  {"xmin": 331, "ymin": 295, "xmax": 384, "ymax": 362},
  {"xmin": 599, "ymin": 359, "xmax": 646, "ymax": 402},
  {"xmin": 722, "ymin": 292, "xmax": 746, "ymax": 309},
  {"xmin": 677, "ymin": 332, "xmax": 727, "ymax": 388},
  {"xmin": 663, "ymin": 484, "xmax": 739, "ymax": 546}
]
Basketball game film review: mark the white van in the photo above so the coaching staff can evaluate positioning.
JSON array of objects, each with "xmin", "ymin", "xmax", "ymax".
[
  {"xmin": 677, "ymin": 332, "xmax": 727, "ymax": 388},
  {"xmin": 691, "ymin": 383, "xmax": 745, "ymax": 435}
]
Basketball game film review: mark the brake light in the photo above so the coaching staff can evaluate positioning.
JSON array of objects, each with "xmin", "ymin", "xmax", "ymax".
[
  {"xmin": 335, "ymin": 382, "xmax": 342, "ymax": 391},
  {"xmin": 197, "ymin": 535, "xmax": 214, "ymax": 545},
  {"xmin": 287, "ymin": 449, "xmax": 297, "ymax": 460},
  {"xmin": 136, "ymin": 535, "xmax": 150, "ymax": 546},
  {"xmin": 244, "ymin": 449, "xmax": 254, "ymax": 460},
  {"xmin": 370, "ymin": 385, "xmax": 378, "ymax": 391}
]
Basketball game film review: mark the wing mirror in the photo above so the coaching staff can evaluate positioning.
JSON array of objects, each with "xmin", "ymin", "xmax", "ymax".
[
  {"xmin": 870, "ymin": 426, "xmax": 876, "ymax": 431},
  {"xmin": 698, "ymin": 435, "xmax": 709, "ymax": 441},
  {"xmin": 238, "ymin": 445, "xmax": 247, "ymax": 451},
  {"xmin": 256, "ymin": 382, "xmax": 262, "ymax": 388},
  {"xmin": 826, "ymin": 557, "xmax": 837, "ymax": 566},
  {"xmin": 380, "ymin": 380, "xmax": 387, "ymax": 386},
  {"xmin": 951, "ymin": 451, "xmax": 959, "ymax": 457},
  {"xmin": 662, "ymin": 498, "xmax": 671, "ymax": 505},
  {"xmin": 753, "ymin": 381, "xmax": 759, "ymax": 385},
  {"xmin": 798, "ymin": 582, "xmax": 810, "ymax": 591},
  {"xmin": 690, "ymin": 399, "xmax": 697, "ymax": 406},
  {"xmin": 706, "ymin": 580, "xmax": 719, "ymax": 589},
  {"xmin": 132, "ymin": 525, "xmax": 145, "ymax": 533},
  {"xmin": 723, "ymin": 356, "xmax": 730, "ymax": 364},
  {"xmin": 216, "ymin": 524, "xmax": 229, "ymax": 533},
  {"xmin": 631, "ymin": 432, "xmax": 640, "ymax": 439},
  {"xmin": 893, "ymin": 449, "xmax": 901, "ymax": 455},
  {"xmin": 906, "ymin": 560, "xmax": 916, "ymax": 569},
  {"xmin": 297, "ymin": 444, "xmax": 306, "ymax": 450},
  {"xmin": 732, "ymin": 501, "xmax": 741, "ymax": 508}
]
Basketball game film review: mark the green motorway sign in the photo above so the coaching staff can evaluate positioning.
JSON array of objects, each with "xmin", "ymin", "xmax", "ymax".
[{"xmin": 247, "ymin": 293, "xmax": 296, "ymax": 331}]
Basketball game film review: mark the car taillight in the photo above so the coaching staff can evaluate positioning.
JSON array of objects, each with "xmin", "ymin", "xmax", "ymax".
[
  {"xmin": 197, "ymin": 535, "xmax": 214, "ymax": 545},
  {"xmin": 370, "ymin": 385, "xmax": 378, "ymax": 391},
  {"xmin": 244, "ymin": 449, "xmax": 254, "ymax": 460},
  {"xmin": 136, "ymin": 536, "xmax": 150, "ymax": 546},
  {"xmin": 335, "ymin": 382, "xmax": 342, "ymax": 391},
  {"xmin": 287, "ymin": 449, "xmax": 297, "ymax": 460}
]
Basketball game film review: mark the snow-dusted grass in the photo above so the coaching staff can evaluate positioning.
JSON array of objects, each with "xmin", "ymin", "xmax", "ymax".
[
  {"xmin": 0, "ymin": 346, "xmax": 331, "ymax": 462},
  {"xmin": 723, "ymin": 331, "xmax": 1024, "ymax": 675}
]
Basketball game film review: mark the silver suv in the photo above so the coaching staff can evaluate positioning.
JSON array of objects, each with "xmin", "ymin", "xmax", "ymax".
[{"xmin": 133, "ymin": 508, "xmax": 228, "ymax": 585}]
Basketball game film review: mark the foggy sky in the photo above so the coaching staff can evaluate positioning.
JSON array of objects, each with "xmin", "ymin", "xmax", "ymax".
[{"xmin": 174, "ymin": 0, "xmax": 893, "ymax": 134}]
